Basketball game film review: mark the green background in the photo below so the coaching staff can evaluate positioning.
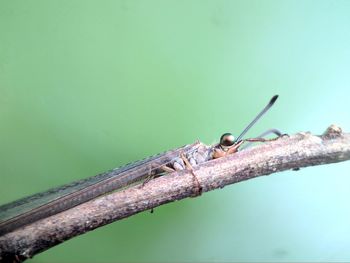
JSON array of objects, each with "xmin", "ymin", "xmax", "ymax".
[{"xmin": 1, "ymin": 0, "xmax": 350, "ymax": 262}]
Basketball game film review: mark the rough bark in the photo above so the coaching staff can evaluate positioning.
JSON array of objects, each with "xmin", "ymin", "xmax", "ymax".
[{"xmin": 0, "ymin": 125, "xmax": 349, "ymax": 262}]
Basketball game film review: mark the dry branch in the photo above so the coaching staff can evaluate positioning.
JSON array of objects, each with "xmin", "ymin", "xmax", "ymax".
[{"xmin": 1, "ymin": 124, "xmax": 350, "ymax": 262}]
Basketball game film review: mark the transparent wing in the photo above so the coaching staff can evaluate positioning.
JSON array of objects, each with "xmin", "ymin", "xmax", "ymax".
[{"xmin": 0, "ymin": 142, "xmax": 202, "ymax": 235}]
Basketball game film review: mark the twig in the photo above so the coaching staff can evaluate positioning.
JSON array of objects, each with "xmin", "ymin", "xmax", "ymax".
[{"xmin": 1, "ymin": 125, "xmax": 349, "ymax": 262}]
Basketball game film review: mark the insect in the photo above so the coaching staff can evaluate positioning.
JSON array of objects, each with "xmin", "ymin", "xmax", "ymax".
[{"xmin": 0, "ymin": 95, "xmax": 282, "ymax": 236}]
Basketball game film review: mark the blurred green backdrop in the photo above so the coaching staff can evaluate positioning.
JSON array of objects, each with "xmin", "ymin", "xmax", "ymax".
[{"xmin": 1, "ymin": 0, "xmax": 350, "ymax": 262}]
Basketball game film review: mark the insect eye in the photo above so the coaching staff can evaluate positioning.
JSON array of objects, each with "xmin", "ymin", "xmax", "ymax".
[{"xmin": 219, "ymin": 133, "xmax": 235, "ymax": 147}]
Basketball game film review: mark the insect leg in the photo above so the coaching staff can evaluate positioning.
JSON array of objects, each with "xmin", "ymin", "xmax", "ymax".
[{"xmin": 180, "ymin": 153, "xmax": 202, "ymax": 196}]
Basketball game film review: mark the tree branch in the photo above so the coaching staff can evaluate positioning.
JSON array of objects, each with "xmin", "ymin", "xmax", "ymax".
[{"xmin": 1, "ymin": 125, "xmax": 350, "ymax": 262}]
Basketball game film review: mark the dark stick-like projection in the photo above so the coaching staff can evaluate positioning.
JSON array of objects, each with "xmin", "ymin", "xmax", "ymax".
[
  {"xmin": 234, "ymin": 94, "xmax": 279, "ymax": 143},
  {"xmin": 0, "ymin": 124, "xmax": 349, "ymax": 262}
]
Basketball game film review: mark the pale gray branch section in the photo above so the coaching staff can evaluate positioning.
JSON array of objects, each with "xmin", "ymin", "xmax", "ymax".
[{"xmin": 1, "ymin": 125, "xmax": 350, "ymax": 262}]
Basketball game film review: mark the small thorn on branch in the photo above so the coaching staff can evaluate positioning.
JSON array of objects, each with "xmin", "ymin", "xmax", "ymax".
[{"xmin": 323, "ymin": 124, "xmax": 343, "ymax": 139}]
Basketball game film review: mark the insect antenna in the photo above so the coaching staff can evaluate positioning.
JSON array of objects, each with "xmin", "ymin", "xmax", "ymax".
[{"xmin": 234, "ymin": 95, "xmax": 279, "ymax": 143}]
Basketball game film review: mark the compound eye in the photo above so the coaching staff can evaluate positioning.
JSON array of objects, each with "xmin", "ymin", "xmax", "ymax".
[{"xmin": 219, "ymin": 133, "xmax": 235, "ymax": 147}]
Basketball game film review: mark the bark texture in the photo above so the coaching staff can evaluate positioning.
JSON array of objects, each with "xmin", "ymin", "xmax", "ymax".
[{"xmin": 0, "ymin": 125, "xmax": 349, "ymax": 262}]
